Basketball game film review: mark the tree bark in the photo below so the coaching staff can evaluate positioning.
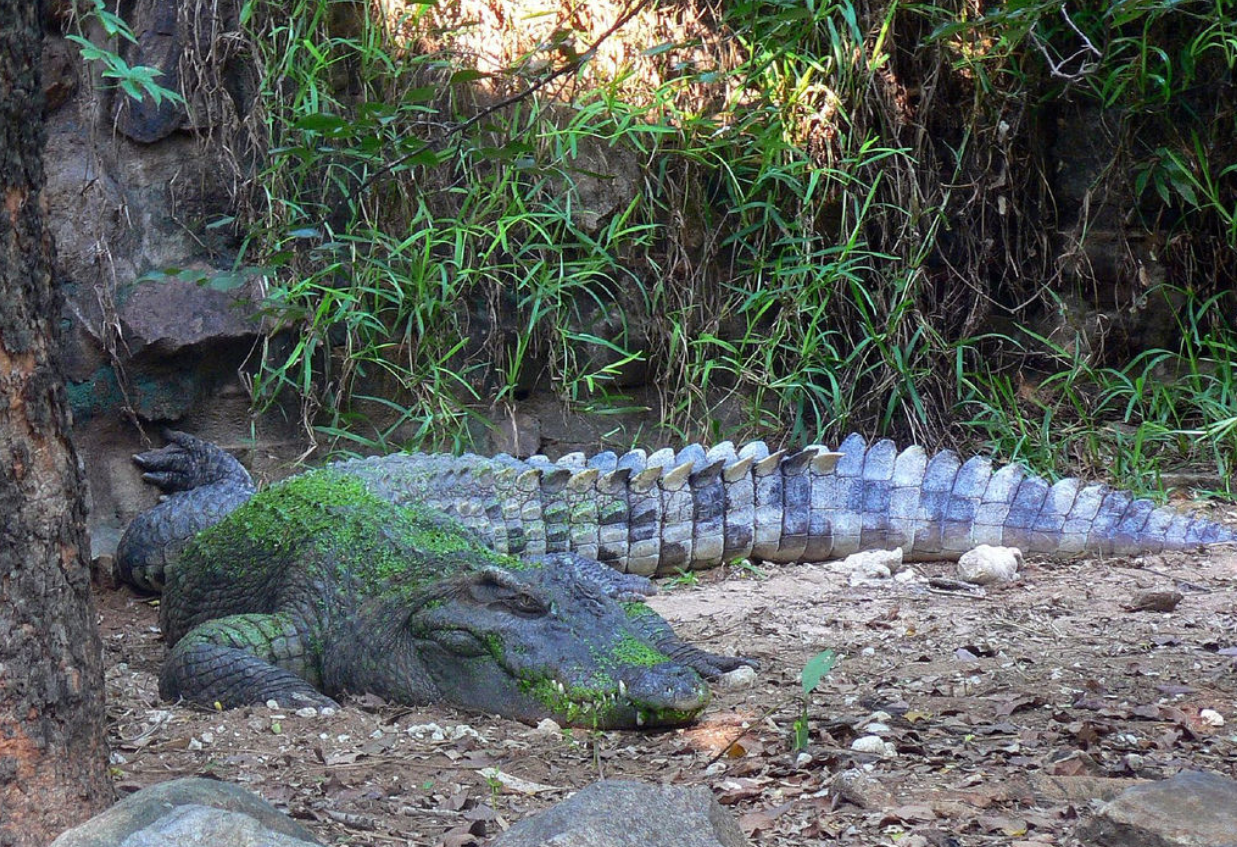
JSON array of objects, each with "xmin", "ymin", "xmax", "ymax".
[{"xmin": 0, "ymin": 1, "xmax": 113, "ymax": 843}]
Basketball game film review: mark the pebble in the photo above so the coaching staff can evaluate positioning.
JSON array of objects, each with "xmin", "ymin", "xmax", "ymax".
[
  {"xmin": 850, "ymin": 735, "xmax": 897, "ymax": 757},
  {"xmin": 715, "ymin": 665, "xmax": 758, "ymax": 690},
  {"xmin": 529, "ymin": 718, "xmax": 562, "ymax": 738},
  {"xmin": 839, "ymin": 549, "xmax": 903, "ymax": 585},
  {"xmin": 957, "ymin": 545, "xmax": 1022, "ymax": 585}
]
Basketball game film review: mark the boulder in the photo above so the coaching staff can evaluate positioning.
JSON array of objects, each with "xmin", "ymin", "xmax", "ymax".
[
  {"xmin": 489, "ymin": 779, "xmax": 748, "ymax": 847},
  {"xmin": 1076, "ymin": 770, "xmax": 1237, "ymax": 847},
  {"xmin": 50, "ymin": 777, "xmax": 321, "ymax": 847}
]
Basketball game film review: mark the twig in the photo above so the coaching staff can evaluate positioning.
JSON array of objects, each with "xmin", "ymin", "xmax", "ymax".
[
  {"xmin": 1029, "ymin": 5, "xmax": 1100, "ymax": 81},
  {"xmin": 361, "ymin": 0, "xmax": 654, "ymax": 190}
]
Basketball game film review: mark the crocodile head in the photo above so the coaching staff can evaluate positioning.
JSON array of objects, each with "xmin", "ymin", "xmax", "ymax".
[{"xmin": 340, "ymin": 556, "xmax": 711, "ymax": 729}]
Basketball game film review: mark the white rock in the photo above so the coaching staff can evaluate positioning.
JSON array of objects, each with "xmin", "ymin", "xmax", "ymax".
[
  {"xmin": 715, "ymin": 665, "xmax": 758, "ymax": 690},
  {"xmin": 529, "ymin": 718, "xmax": 562, "ymax": 738},
  {"xmin": 957, "ymin": 545, "xmax": 1022, "ymax": 585},
  {"xmin": 294, "ymin": 707, "xmax": 318, "ymax": 718},
  {"xmin": 850, "ymin": 735, "xmax": 897, "ymax": 757},
  {"xmin": 405, "ymin": 722, "xmax": 483, "ymax": 743},
  {"xmin": 1200, "ymin": 708, "xmax": 1225, "ymax": 727},
  {"xmin": 840, "ymin": 549, "xmax": 904, "ymax": 585},
  {"xmin": 405, "ymin": 722, "xmax": 446, "ymax": 741}
]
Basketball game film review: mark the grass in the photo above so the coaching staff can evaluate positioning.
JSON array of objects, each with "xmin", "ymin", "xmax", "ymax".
[{"xmin": 143, "ymin": 0, "xmax": 1237, "ymax": 493}]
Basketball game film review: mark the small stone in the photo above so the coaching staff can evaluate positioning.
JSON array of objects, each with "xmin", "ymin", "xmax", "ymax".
[
  {"xmin": 957, "ymin": 545, "xmax": 1022, "ymax": 585},
  {"xmin": 265, "ymin": 699, "xmax": 279, "ymax": 709},
  {"xmin": 1199, "ymin": 708, "xmax": 1225, "ymax": 727},
  {"xmin": 48, "ymin": 777, "xmax": 322, "ymax": 847},
  {"xmin": 715, "ymin": 665, "xmax": 758, "ymax": 690},
  {"xmin": 840, "ymin": 549, "xmax": 903, "ymax": 585},
  {"xmin": 831, "ymin": 768, "xmax": 896, "ymax": 809},
  {"xmin": 1125, "ymin": 590, "xmax": 1183, "ymax": 613},
  {"xmin": 187, "ymin": 737, "xmax": 203, "ymax": 751},
  {"xmin": 295, "ymin": 707, "xmax": 318, "ymax": 718},
  {"xmin": 405, "ymin": 723, "xmax": 448, "ymax": 742},
  {"xmin": 487, "ymin": 779, "xmax": 746, "ymax": 847},
  {"xmin": 850, "ymin": 735, "xmax": 897, "ymax": 757},
  {"xmin": 794, "ymin": 751, "xmax": 813, "ymax": 768},
  {"xmin": 529, "ymin": 718, "xmax": 562, "ymax": 738}
]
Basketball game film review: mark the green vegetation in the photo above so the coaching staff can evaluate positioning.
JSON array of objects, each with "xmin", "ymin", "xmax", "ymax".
[
  {"xmin": 157, "ymin": 0, "xmax": 1237, "ymax": 490},
  {"xmin": 794, "ymin": 648, "xmax": 837, "ymax": 751},
  {"xmin": 188, "ymin": 469, "xmax": 512, "ymax": 582},
  {"xmin": 662, "ymin": 568, "xmax": 700, "ymax": 589},
  {"xmin": 69, "ymin": 0, "xmax": 185, "ymax": 106}
]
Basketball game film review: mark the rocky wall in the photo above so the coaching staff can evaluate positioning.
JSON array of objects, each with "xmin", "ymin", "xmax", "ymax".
[{"xmin": 43, "ymin": 0, "xmax": 302, "ymax": 560}]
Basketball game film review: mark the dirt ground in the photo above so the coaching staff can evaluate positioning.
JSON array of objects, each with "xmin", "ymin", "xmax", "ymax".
[{"xmin": 97, "ymin": 536, "xmax": 1237, "ymax": 846}]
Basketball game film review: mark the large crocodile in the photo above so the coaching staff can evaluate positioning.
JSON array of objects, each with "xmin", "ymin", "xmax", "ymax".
[
  {"xmin": 119, "ymin": 431, "xmax": 1237, "ymax": 726},
  {"xmin": 117, "ymin": 432, "xmax": 752, "ymax": 728}
]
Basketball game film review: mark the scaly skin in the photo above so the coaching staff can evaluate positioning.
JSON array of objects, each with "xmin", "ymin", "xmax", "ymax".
[
  {"xmin": 119, "ymin": 430, "xmax": 1237, "ymax": 724},
  {"xmin": 122, "ymin": 440, "xmax": 748, "ymax": 727},
  {"xmin": 336, "ymin": 433, "xmax": 1237, "ymax": 575}
]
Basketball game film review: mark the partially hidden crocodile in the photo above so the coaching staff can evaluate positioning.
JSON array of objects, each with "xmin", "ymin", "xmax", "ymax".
[{"xmin": 118, "ymin": 431, "xmax": 1237, "ymax": 728}]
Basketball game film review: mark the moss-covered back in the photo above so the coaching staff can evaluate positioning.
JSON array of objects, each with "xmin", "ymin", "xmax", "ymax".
[{"xmin": 181, "ymin": 468, "xmax": 516, "ymax": 589}]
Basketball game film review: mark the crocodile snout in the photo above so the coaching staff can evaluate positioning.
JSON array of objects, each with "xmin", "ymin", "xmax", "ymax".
[{"xmin": 625, "ymin": 664, "xmax": 711, "ymax": 716}]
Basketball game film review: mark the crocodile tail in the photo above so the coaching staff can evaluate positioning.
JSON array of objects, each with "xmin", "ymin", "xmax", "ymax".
[
  {"xmin": 815, "ymin": 434, "xmax": 1237, "ymax": 561},
  {"xmin": 343, "ymin": 436, "xmax": 1237, "ymax": 576}
]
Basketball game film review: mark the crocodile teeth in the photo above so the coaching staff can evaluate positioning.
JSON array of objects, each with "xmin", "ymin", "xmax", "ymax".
[
  {"xmin": 556, "ymin": 680, "xmax": 566, "ymax": 695},
  {"xmin": 635, "ymin": 712, "xmax": 645, "ymax": 727},
  {"xmin": 618, "ymin": 680, "xmax": 627, "ymax": 698}
]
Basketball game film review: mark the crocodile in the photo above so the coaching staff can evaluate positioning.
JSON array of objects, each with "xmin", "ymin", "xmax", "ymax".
[
  {"xmin": 118, "ymin": 431, "xmax": 1237, "ymax": 725},
  {"xmin": 117, "ymin": 432, "xmax": 751, "ymax": 728}
]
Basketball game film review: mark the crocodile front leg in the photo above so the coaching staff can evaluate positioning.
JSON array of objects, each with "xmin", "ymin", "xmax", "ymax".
[
  {"xmin": 622, "ymin": 601, "xmax": 758, "ymax": 679},
  {"xmin": 160, "ymin": 612, "xmax": 336, "ymax": 709}
]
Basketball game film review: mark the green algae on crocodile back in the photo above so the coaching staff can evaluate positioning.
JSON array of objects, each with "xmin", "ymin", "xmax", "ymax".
[{"xmin": 129, "ymin": 442, "xmax": 748, "ymax": 728}]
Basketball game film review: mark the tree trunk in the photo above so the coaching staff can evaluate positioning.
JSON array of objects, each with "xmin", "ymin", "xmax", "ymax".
[{"xmin": 0, "ymin": 2, "xmax": 114, "ymax": 843}]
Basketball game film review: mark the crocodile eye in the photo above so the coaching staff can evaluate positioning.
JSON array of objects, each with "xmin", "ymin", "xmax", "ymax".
[{"xmin": 504, "ymin": 592, "xmax": 548, "ymax": 617}]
